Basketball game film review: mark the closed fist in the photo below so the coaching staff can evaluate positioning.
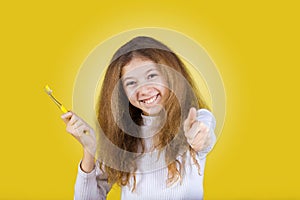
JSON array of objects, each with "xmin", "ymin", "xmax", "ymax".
[{"xmin": 183, "ymin": 107, "xmax": 211, "ymax": 152}]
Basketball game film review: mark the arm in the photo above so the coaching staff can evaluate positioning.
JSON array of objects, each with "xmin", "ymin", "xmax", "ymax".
[
  {"xmin": 60, "ymin": 112, "xmax": 111, "ymax": 200},
  {"xmin": 74, "ymin": 159, "xmax": 112, "ymax": 200}
]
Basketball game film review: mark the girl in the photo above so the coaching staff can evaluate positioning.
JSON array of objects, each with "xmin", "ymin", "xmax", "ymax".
[{"xmin": 61, "ymin": 36, "xmax": 216, "ymax": 200}]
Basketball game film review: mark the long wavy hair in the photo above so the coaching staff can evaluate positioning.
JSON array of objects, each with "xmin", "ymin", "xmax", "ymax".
[{"xmin": 96, "ymin": 36, "xmax": 209, "ymax": 190}]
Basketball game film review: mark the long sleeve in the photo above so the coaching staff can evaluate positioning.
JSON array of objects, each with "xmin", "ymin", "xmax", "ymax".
[
  {"xmin": 74, "ymin": 161, "xmax": 111, "ymax": 200},
  {"xmin": 196, "ymin": 109, "xmax": 217, "ymax": 159}
]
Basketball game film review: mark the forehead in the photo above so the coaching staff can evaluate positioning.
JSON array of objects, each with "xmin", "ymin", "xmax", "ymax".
[{"xmin": 121, "ymin": 57, "xmax": 157, "ymax": 77}]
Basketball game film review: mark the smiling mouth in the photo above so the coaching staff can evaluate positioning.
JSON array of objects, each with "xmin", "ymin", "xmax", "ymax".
[{"xmin": 140, "ymin": 94, "xmax": 160, "ymax": 104}]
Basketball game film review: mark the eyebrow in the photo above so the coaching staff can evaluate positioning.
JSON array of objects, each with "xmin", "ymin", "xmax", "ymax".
[{"xmin": 122, "ymin": 68, "xmax": 158, "ymax": 82}]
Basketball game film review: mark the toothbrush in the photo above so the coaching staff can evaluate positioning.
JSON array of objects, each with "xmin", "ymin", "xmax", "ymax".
[{"xmin": 44, "ymin": 85, "xmax": 69, "ymax": 113}]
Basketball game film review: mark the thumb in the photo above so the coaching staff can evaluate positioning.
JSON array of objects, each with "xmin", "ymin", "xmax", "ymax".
[
  {"xmin": 61, "ymin": 111, "xmax": 73, "ymax": 124},
  {"xmin": 184, "ymin": 107, "xmax": 197, "ymax": 132}
]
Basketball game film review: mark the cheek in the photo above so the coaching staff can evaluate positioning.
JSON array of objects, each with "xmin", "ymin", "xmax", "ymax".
[
  {"xmin": 128, "ymin": 95, "xmax": 136, "ymax": 104},
  {"xmin": 124, "ymin": 87, "xmax": 137, "ymax": 102},
  {"xmin": 157, "ymin": 77, "xmax": 169, "ymax": 90},
  {"xmin": 157, "ymin": 83, "xmax": 169, "ymax": 95},
  {"xmin": 162, "ymin": 87, "xmax": 170, "ymax": 99},
  {"xmin": 122, "ymin": 85, "xmax": 131, "ymax": 97}
]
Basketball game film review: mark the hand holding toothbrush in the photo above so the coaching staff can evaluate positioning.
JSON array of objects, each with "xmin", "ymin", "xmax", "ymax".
[
  {"xmin": 61, "ymin": 112, "xmax": 97, "ymax": 172},
  {"xmin": 61, "ymin": 112, "xmax": 96, "ymax": 153},
  {"xmin": 44, "ymin": 85, "xmax": 96, "ymax": 172}
]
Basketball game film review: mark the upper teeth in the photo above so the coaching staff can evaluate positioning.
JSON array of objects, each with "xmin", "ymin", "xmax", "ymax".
[{"xmin": 144, "ymin": 95, "xmax": 157, "ymax": 104}]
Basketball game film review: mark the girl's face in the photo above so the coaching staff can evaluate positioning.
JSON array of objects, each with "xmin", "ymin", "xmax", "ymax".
[{"xmin": 121, "ymin": 57, "xmax": 169, "ymax": 116}]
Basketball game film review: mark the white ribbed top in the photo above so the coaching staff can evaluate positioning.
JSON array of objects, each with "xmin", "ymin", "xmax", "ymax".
[{"xmin": 74, "ymin": 109, "xmax": 216, "ymax": 200}]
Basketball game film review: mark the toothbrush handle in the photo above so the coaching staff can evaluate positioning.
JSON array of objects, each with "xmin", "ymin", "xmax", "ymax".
[{"xmin": 60, "ymin": 105, "xmax": 69, "ymax": 113}]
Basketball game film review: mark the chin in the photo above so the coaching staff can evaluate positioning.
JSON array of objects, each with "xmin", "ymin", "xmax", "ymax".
[{"xmin": 142, "ymin": 106, "xmax": 164, "ymax": 116}]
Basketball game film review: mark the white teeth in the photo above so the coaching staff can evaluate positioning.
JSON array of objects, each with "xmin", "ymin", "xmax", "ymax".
[{"xmin": 143, "ymin": 95, "xmax": 158, "ymax": 104}]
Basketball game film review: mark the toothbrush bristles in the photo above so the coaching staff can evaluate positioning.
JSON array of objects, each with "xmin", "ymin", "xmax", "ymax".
[
  {"xmin": 44, "ymin": 85, "xmax": 53, "ymax": 95},
  {"xmin": 44, "ymin": 85, "xmax": 62, "ymax": 107}
]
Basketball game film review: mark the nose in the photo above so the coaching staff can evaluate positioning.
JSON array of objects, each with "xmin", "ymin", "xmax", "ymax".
[{"xmin": 136, "ymin": 84, "xmax": 155, "ymax": 97}]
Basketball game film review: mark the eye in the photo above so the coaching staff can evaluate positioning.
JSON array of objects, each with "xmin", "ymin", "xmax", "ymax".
[
  {"xmin": 148, "ymin": 73, "xmax": 158, "ymax": 79},
  {"xmin": 125, "ymin": 81, "xmax": 136, "ymax": 87}
]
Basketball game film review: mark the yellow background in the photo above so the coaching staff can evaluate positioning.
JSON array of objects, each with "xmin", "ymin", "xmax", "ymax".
[{"xmin": 0, "ymin": 0, "xmax": 299, "ymax": 199}]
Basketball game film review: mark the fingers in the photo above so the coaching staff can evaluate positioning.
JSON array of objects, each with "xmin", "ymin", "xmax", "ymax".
[
  {"xmin": 73, "ymin": 121, "xmax": 90, "ymax": 136},
  {"xmin": 189, "ymin": 126, "xmax": 210, "ymax": 151},
  {"xmin": 69, "ymin": 113, "xmax": 80, "ymax": 126},
  {"xmin": 185, "ymin": 121, "xmax": 208, "ymax": 142},
  {"xmin": 183, "ymin": 107, "xmax": 197, "ymax": 133},
  {"xmin": 74, "ymin": 125, "xmax": 88, "ymax": 137},
  {"xmin": 61, "ymin": 112, "xmax": 83, "ymax": 126},
  {"xmin": 61, "ymin": 112, "xmax": 96, "ymax": 155},
  {"xmin": 62, "ymin": 112, "xmax": 90, "ymax": 136},
  {"xmin": 68, "ymin": 119, "xmax": 88, "ymax": 135}
]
